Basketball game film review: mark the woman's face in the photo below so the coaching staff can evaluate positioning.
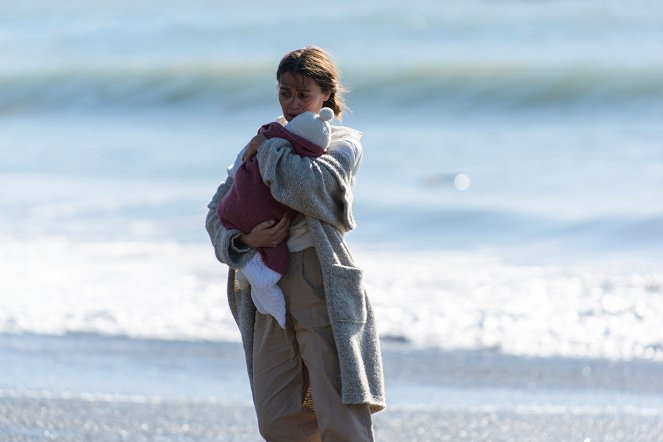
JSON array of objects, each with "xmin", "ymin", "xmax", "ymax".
[{"xmin": 278, "ymin": 72, "xmax": 331, "ymax": 122}]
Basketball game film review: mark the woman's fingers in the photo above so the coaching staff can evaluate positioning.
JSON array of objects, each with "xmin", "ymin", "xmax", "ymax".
[
  {"xmin": 256, "ymin": 219, "xmax": 276, "ymax": 230},
  {"xmin": 244, "ymin": 214, "xmax": 291, "ymax": 248},
  {"xmin": 266, "ymin": 213, "xmax": 290, "ymax": 247},
  {"xmin": 273, "ymin": 213, "xmax": 290, "ymax": 232},
  {"xmin": 242, "ymin": 134, "xmax": 267, "ymax": 161}
]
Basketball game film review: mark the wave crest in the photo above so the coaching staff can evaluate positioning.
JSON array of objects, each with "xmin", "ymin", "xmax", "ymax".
[{"xmin": 1, "ymin": 61, "xmax": 662, "ymax": 114}]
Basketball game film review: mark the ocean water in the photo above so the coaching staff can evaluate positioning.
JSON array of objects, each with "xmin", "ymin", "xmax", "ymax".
[{"xmin": 1, "ymin": 0, "xmax": 663, "ymax": 362}]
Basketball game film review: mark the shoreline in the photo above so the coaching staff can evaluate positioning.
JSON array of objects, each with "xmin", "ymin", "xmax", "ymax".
[
  {"xmin": 1, "ymin": 391, "xmax": 661, "ymax": 441},
  {"xmin": 2, "ymin": 333, "xmax": 662, "ymax": 440},
  {"xmin": 3, "ymin": 332, "xmax": 663, "ymax": 394}
]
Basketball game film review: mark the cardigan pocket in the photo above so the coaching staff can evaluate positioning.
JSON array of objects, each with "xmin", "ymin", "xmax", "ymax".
[{"xmin": 328, "ymin": 264, "xmax": 367, "ymax": 324}]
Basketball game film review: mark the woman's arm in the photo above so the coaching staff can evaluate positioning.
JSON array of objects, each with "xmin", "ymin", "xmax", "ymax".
[
  {"xmin": 256, "ymin": 137, "xmax": 358, "ymax": 232},
  {"xmin": 205, "ymin": 175, "xmax": 255, "ymax": 268}
]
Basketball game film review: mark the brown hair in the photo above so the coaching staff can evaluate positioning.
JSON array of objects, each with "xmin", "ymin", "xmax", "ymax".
[{"xmin": 276, "ymin": 46, "xmax": 347, "ymax": 118}]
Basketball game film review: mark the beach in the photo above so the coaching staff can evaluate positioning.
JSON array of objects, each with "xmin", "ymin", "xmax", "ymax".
[
  {"xmin": 3, "ymin": 393, "xmax": 662, "ymax": 441},
  {"xmin": 2, "ymin": 333, "xmax": 662, "ymax": 441},
  {"xmin": 2, "ymin": 0, "xmax": 663, "ymax": 440}
]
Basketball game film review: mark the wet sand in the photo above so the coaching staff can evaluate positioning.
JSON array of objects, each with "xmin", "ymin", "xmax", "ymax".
[
  {"xmin": 1, "ymin": 333, "xmax": 661, "ymax": 441},
  {"xmin": 1, "ymin": 392, "xmax": 662, "ymax": 441}
]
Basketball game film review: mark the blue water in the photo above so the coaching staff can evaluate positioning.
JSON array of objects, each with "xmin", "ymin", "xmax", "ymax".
[
  {"xmin": 1, "ymin": 0, "xmax": 663, "ymax": 363},
  {"xmin": 3, "ymin": 0, "xmax": 661, "ymax": 261}
]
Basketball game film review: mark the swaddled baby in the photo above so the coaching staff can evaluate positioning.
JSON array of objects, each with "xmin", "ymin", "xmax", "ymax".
[{"xmin": 217, "ymin": 107, "xmax": 334, "ymax": 327}]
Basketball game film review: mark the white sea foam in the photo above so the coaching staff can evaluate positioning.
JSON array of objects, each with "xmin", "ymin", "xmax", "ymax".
[
  {"xmin": 359, "ymin": 249, "xmax": 663, "ymax": 361},
  {"xmin": 0, "ymin": 236, "xmax": 239, "ymax": 343},
  {"xmin": 1, "ymin": 236, "xmax": 661, "ymax": 362}
]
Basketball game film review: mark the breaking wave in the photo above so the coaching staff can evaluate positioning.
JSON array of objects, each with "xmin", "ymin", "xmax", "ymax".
[{"xmin": 1, "ymin": 61, "xmax": 662, "ymax": 115}]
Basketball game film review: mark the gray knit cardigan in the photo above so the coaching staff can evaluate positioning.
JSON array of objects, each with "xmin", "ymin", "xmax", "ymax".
[{"xmin": 205, "ymin": 131, "xmax": 385, "ymax": 413}]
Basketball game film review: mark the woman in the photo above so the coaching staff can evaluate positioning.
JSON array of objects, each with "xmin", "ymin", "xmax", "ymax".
[{"xmin": 206, "ymin": 46, "xmax": 384, "ymax": 441}]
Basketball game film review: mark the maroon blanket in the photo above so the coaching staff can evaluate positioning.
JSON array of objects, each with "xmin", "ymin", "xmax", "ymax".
[{"xmin": 217, "ymin": 122, "xmax": 326, "ymax": 275}]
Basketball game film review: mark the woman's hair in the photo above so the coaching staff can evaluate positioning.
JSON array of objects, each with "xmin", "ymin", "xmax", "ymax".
[{"xmin": 276, "ymin": 47, "xmax": 347, "ymax": 118}]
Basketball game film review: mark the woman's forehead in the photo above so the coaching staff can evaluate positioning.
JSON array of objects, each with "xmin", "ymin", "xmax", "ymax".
[{"xmin": 279, "ymin": 72, "xmax": 318, "ymax": 90}]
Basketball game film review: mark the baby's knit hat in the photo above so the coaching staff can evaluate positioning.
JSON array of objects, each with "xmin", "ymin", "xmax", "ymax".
[{"xmin": 285, "ymin": 107, "xmax": 334, "ymax": 148}]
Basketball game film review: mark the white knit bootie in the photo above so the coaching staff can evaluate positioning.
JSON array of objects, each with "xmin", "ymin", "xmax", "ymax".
[{"xmin": 241, "ymin": 254, "xmax": 286, "ymax": 328}]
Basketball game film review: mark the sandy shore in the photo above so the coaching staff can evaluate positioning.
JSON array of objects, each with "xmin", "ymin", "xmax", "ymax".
[
  {"xmin": 1, "ymin": 392, "xmax": 662, "ymax": 441},
  {"xmin": 1, "ymin": 333, "xmax": 662, "ymax": 441}
]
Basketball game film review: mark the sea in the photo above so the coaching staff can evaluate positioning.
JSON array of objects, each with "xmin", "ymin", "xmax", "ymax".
[{"xmin": 1, "ymin": 0, "xmax": 663, "ymax": 416}]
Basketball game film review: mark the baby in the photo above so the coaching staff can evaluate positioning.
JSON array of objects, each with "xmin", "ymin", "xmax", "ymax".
[{"xmin": 217, "ymin": 108, "xmax": 334, "ymax": 327}]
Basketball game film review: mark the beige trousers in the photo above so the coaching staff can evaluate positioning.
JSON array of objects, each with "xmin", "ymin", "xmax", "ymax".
[{"xmin": 252, "ymin": 247, "xmax": 374, "ymax": 442}]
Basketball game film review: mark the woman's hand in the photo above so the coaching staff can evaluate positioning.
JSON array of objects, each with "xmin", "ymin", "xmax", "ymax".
[
  {"xmin": 242, "ymin": 134, "xmax": 268, "ymax": 161},
  {"xmin": 238, "ymin": 213, "xmax": 291, "ymax": 248}
]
